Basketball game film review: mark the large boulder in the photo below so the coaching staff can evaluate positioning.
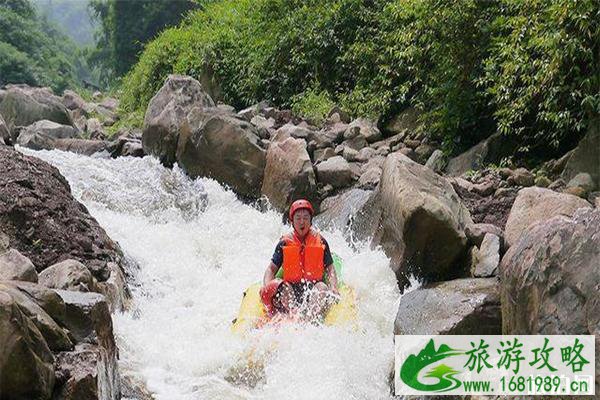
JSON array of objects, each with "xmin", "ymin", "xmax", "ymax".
[
  {"xmin": 0, "ymin": 85, "xmax": 72, "ymax": 135},
  {"xmin": 562, "ymin": 118, "xmax": 600, "ymax": 189},
  {"xmin": 0, "ymin": 282, "xmax": 72, "ymax": 352},
  {"xmin": 62, "ymin": 90, "xmax": 87, "ymax": 111},
  {"xmin": 394, "ymin": 278, "xmax": 501, "ymax": 335},
  {"xmin": 346, "ymin": 118, "xmax": 382, "ymax": 143},
  {"xmin": 54, "ymin": 290, "xmax": 115, "ymax": 348},
  {"xmin": 261, "ymin": 137, "xmax": 317, "ymax": 211},
  {"xmin": 500, "ymin": 208, "xmax": 600, "ymax": 393},
  {"xmin": 0, "ymin": 290, "xmax": 55, "ymax": 399},
  {"xmin": 176, "ymin": 112, "xmax": 266, "ymax": 198},
  {"xmin": 445, "ymin": 132, "xmax": 517, "ymax": 176},
  {"xmin": 373, "ymin": 153, "xmax": 473, "ymax": 286},
  {"xmin": 53, "ymin": 344, "xmax": 120, "ymax": 400},
  {"xmin": 0, "ymin": 248, "xmax": 38, "ymax": 282},
  {"xmin": 469, "ymin": 233, "xmax": 500, "ymax": 277},
  {"xmin": 314, "ymin": 189, "xmax": 374, "ymax": 234},
  {"xmin": 16, "ymin": 120, "xmax": 80, "ymax": 150},
  {"xmin": 315, "ymin": 156, "xmax": 354, "ymax": 189},
  {"xmin": 3, "ymin": 280, "xmax": 67, "ymax": 324},
  {"xmin": 143, "ymin": 74, "xmax": 215, "ymax": 166},
  {"xmin": 0, "ymin": 146, "xmax": 123, "ymax": 284},
  {"xmin": 504, "ymin": 187, "xmax": 591, "ymax": 248},
  {"xmin": 38, "ymin": 259, "xmax": 96, "ymax": 292}
]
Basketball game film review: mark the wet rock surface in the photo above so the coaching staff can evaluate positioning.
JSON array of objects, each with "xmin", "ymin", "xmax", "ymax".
[
  {"xmin": 394, "ymin": 278, "xmax": 501, "ymax": 335},
  {"xmin": 0, "ymin": 146, "xmax": 122, "ymax": 278}
]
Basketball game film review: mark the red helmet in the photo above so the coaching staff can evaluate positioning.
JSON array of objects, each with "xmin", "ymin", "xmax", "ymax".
[{"xmin": 289, "ymin": 199, "xmax": 314, "ymax": 221}]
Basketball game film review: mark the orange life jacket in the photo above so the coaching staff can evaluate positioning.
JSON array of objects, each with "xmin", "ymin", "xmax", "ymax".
[{"xmin": 281, "ymin": 228, "xmax": 325, "ymax": 283}]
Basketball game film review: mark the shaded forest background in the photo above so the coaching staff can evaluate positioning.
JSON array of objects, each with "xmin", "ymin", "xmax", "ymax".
[{"xmin": 1, "ymin": 0, "xmax": 598, "ymax": 159}]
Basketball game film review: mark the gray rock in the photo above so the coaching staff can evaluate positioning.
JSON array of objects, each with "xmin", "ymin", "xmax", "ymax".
[
  {"xmin": 313, "ymin": 147, "xmax": 336, "ymax": 164},
  {"xmin": 424, "ymin": 149, "xmax": 447, "ymax": 173},
  {"xmin": 373, "ymin": 153, "xmax": 473, "ymax": 286},
  {"xmin": 346, "ymin": 118, "xmax": 382, "ymax": 143},
  {"xmin": 357, "ymin": 167, "xmax": 381, "ymax": 189},
  {"xmin": 511, "ymin": 167, "xmax": 535, "ymax": 187},
  {"xmin": 0, "ymin": 289, "xmax": 55, "ymax": 399},
  {"xmin": 53, "ymin": 138, "xmax": 109, "ymax": 156},
  {"xmin": 504, "ymin": 187, "xmax": 591, "ymax": 248},
  {"xmin": 360, "ymin": 155, "xmax": 385, "ymax": 174},
  {"xmin": 465, "ymin": 223, "xmax": 504, "ymax": 248},
  {"xmin": 326, "ymin": 106, "xmax": 350, "ymax": 124},
  {"xmin": 562, "ymin": 119, "xmax": 599, "ymax": 189},
  {"xmin": 176, "ymin": 112, "xmax": 266, "ymax": 198},
  {"xmin": 342, "ymin": 134, "xmax": 368, "ymax": 151},
  {"xmin": 261, "ymin": 137, "xmax": 317, "ymax": 211},
  {"xmin": 470, "ymin": 233, "xmax": 500, "ymax": 277},
  {"xmin": 251, "ymin": 115, "xmax": 276, "ymax": 131},
  {"xmin": 0, "ymin": 84, "xmax": 72, "ymax": 136},
  {"xmin": 96, "ymin": 262, "xmax": 129, "ymax": 313},
  {"xmin": 355, "ymin": 147, "xmax": 377, "ymax": 162},
  {"xmin": 54, "ymin": 290, "xmax": 115, "ymax": 348},
  {"xmin": 446, "ymin": 132, "xmax": 518, "ymax": 176},
  {"xmin": 315, "ymin": 156, "xmax": 353, "ymax": 188},
  {"xmin": 342, "ymin": 146, "xmax": 359, "ymax": 162},
  {"xmin": 86, "ymin": 117, "xmax": 105, "ymax": 139},
  {"xmin": 38, "ymin": 259, "xmax": 96, "ymax": 292},
  {"xmin": 0, "ymin": 282, "xmax": 72, "ymax": 351},
  {"xmin": 0, "ymin": 249, "xmax": 38, "ymax": 282},
  {"xmin": 142, "ymin": 74, "xmax": 215, "ymax": 166},
  {"xmin": 394, "ymin": 278, "xmax": 501, "ymax": 334},
  {"xmin": 500, "ymin": 208, "xmax": 600, "ymax": 394},
  {"xmin": 62, "ymin": 90, "xmax": 87, "ymax": 111},
  {"xmin": 16, "ymin": 119, "xmax": 79, "ymax": 150},
  {"xmin": 53, "ymin": 343, "xmax": 120, "ymax": 400},
  {"xmin": 314, "ymin": 189, "xmax": 374, "ymax": 234},
  {"xmin": 567, "ymin": 172, "xmax": 595, "ymax": 192},
  {"xmin": 414, "ymin": 145, "xmax": 436, "ymax": 164},
  {"xmin": 370, "ymin": 133, "xmax": 404, "ymax": 151}
]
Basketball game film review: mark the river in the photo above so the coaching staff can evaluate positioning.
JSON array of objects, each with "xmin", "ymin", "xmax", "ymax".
[{"xmin": 21, "ymin": 148, "xmax": 406, "ymax": 400}]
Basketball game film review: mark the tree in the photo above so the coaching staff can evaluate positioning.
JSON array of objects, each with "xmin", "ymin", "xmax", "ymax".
[{"xmin": 89, "ymin": 0, "xmax": 197, "ymax": 80}]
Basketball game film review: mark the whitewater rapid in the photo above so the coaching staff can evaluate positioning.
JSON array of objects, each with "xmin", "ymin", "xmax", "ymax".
[{"xmin": 21, "ymin": 148, "xmax": 404, "ymax": 400}]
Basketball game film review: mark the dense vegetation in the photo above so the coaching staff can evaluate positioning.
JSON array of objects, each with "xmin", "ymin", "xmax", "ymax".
[
  {"xmin": 121, "ymin": 0, "xmax": 599, "ymax": 155},
  {"xmin": 88, "ymin": 0, "xmax": 197, "ymax": 84},
  {"xmin": 0, "ymin": 0, "xmax": 82, "ymax": 92}
]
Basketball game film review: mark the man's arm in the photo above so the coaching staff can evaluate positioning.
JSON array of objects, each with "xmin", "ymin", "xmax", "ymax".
[
  {"xmin": 325, "ymin": 263, "xmax": 339, "ymax": 294},
  {"xmin": 263, "ymin": 261, "xmax": 279, "ymax": 285}
]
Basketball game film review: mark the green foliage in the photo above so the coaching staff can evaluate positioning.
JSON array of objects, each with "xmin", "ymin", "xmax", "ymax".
[
  {"xmin": 0, "ymin": 0, "xmax": 80, "ymax": 92},
  {"xmin": 105, "ymin": 109, "xmax": 144, "ymax": 137},
  {"xmin": 291, "ymin": 86, "xmax": 335, "ymax": 124},
  {"xmin": 89, "ymin": 0, "xmax": 197, "ymax": 83},
  {"xmin": 0, "ymin": 42, "xmax": 36, "ymax": 85},
  {"xmin": 482, "ymin": 0, "xmax": 600, "ymax": 154},
  {"xmin": 122, "ymin": 0, "xmax": 599, "ymax": 156}
]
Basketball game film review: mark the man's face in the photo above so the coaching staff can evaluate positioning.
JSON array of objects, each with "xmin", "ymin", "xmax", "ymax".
[{"xmin": 292, "ymin": 208, "xmax": 311, "ymax": 236}]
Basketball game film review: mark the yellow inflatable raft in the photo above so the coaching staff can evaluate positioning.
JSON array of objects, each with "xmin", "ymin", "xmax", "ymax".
[{"xmin": 231, "ymin": 254, "xmax": 357, "ymax": 335}]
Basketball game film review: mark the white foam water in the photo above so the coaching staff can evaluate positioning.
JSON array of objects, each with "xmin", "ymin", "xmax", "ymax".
[{"xmin": 22, "ymin": 148, "xmax": 406, "ymax": 400}]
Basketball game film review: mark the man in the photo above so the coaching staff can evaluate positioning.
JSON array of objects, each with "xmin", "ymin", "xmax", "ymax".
[{"xmin": 260, "ymin": 199, "xmax": 339, "ymax": 321}]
